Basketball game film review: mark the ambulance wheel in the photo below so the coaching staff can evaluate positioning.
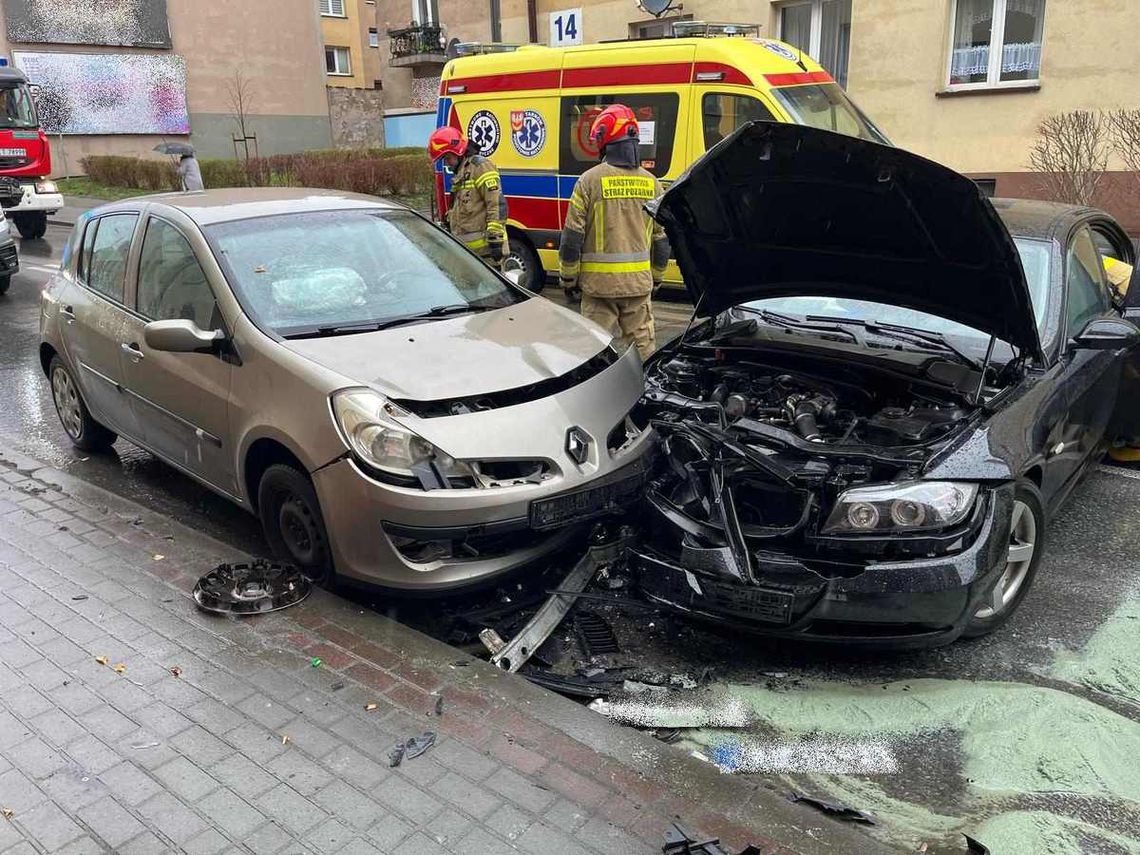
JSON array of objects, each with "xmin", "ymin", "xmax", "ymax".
[
  {"xmin": 505, "ymin": 235, "xmax": 544, "ymax": 293},
  {"xmin": 14, "ymin": 213, "xmax": 47, "ymax": 240}
]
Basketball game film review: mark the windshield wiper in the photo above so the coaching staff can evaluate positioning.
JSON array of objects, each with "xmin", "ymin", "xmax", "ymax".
[
  {"xmin": 805, "ymin": 315, "xmax": 981, "ymax": 371},
  {"xmin": 282, "ymin": 306, "xmax": 496, "ymax": 339},
  {"xmin": 740, "ymin": 307, "xmax": 860, "ymax": 342}
]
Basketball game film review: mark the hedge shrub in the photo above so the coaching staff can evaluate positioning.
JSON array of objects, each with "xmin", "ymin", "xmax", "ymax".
[{"xmin": 79, "ymin": 148, "xmax": 434, "ymax": 200}]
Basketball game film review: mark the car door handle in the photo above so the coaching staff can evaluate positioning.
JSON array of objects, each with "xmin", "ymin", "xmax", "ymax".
[
  {"xmin": 121, "ymin": 342, "xmax": 144, "ymax": 361},
  {"xmin": 59, "ymin": 304, "xmax": 74, "ymax": 323}
]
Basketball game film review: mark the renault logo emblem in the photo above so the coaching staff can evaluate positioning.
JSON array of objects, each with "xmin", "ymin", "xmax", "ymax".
[{"xmin": 566, "ymin": 426, "xmax": 591, "ymax": 465}]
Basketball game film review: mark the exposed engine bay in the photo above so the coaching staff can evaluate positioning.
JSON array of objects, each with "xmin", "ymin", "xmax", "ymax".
[{"xmin": 639, "ymin": 344, "xmax": 984, "ymax": 577}]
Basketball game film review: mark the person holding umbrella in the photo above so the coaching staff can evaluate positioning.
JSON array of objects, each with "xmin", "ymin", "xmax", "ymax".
[{"xmin": 154, "ymin": 142, "xmax": 203, "ymax": 192}]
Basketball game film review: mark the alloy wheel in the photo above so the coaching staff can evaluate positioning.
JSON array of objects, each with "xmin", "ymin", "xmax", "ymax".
[
  {"xmin": 51, "ymin": 366, "xmax": 84, "ymax": 441},
  {"xmin": 974, "ymin": 498, "xmax": 1037, "ymax": 619}
]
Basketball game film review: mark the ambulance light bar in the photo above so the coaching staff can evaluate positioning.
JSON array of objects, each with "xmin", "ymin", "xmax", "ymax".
[
  {"xmin": 672, "ymin": 21, "xmax": 761, "ymax": 38},
  {"xmin": 454, "ymin": 42, "xmax": 521, "ymax": 57}
]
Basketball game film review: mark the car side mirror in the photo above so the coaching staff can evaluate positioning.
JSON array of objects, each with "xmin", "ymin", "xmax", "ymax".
[
  {"xmin": 1073, "ymin": 317, "xmax": 1140, "ymax": 351},
  {"xmin": 144, "ymin": 319, "xmax": 224, "ymax": 354}
]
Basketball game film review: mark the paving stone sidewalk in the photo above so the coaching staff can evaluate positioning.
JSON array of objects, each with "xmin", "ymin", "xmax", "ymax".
[{"xmin": 0, "ymin": 443, "xmax": 882, "ymax": 855}]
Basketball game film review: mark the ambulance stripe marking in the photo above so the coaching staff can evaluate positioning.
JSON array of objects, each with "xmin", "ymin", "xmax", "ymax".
[
  {"xmin": 562, "ymin": 63, "xmax": 691, "ymax": 88},
  {"xmin": 438, "ymin": 69, "xmax": 561, "ymax": 96},
  {"xmin": 764, "ymin": 71, "xmax": 833, "ymax": 86}
]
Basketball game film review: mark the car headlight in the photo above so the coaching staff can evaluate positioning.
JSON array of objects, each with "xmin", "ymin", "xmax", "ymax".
[
  {"xmin": 331, "ymin": 388, "xmax": 473, "ymax": 483},
  {"xmin": 36, "ymin": 180, "xmax": 58, "ymax": 194},
  {"xmin": 822, "ymin": 481, "xmax": 978, "ymax": 534}
]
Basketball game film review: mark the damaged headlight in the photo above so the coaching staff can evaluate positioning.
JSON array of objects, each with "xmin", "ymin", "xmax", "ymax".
[
  {"xmin": 822, "ymin": 481, "xmax": 978, "ymax": 534},
  {"xmin": 331, "ymin": 388, "xmax": 474, "ymax": 483}
]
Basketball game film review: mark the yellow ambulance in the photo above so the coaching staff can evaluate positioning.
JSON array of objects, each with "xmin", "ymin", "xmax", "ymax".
[{"xmin": 433, "ymin": 22, "xmax": 889, "ymax": 290}]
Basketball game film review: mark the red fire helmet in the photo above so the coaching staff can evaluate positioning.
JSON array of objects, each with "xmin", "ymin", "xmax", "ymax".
[
  {"xmin": 589, "ymin": 104, "xmax": 640, "ymax": 150},
  {"xmin": 427, "ymin": 126, "xmax": 468, "ymax": 162}
]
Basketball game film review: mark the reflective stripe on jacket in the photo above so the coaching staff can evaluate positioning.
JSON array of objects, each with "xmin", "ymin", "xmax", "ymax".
[
  {"xmin": 559, "ymin": 162, "xmax": 667, "ymax": 297},
  {"xmin": 447, "ymin": 155, "xmax": 508, "ymax": 256}
]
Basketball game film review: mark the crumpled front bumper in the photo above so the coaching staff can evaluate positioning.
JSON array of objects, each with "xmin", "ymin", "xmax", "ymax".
[{"xmin": 632, "ymin": 484, "xmax": 1014, "ymax": 649}]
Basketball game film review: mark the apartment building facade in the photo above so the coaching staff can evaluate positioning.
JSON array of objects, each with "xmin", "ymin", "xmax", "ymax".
[
  {"xmin": 0, "ymin": 0, "xmax": 333, "ymax": 169},
  {"xmin": 376, "ymin": 0, "xmax": 1140, "ymax": 228},
  {"xmin": 320, "ymin": 0, "xmax": 386, "ymax": 147}
]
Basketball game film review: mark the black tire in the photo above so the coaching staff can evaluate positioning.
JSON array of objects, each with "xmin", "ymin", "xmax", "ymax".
[
  {"xmin": 962, "ymin": 481, "xmax": 1045, "ymax": 638},
  {"xmin": 0, "ymin": 275, "xmax": 9, "ymax": 295},
  {"xmin": 505, "ymin": 232, "xmax": 544, "ymax": 293},
  {"xmin": 13, "ymin": 212, "xmax": 47, "ymax": 240},
  {"xmin": 48, "ymin": 355, "xmax": 117, "ymax": 452},
  {"xmin": 257, "ymin": 464, "xmax": 336, "ymax": 588}
]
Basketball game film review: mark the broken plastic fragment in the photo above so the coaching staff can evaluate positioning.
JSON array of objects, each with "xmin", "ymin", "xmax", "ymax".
[
  {"xmin": 310, "ymin": 657, "xmax": 322, "ymax": 668},
  {"xmin": 1, "ymin": 808, "xmax": 12, "ymax": 820},
  {"xmin": 432, "ymin": 695, "xmax": 444, "ymax": 716},
  {"xmin": 94, "ymin": 655, "xmax": 109, "ymax": 666},
  {"xmin": 112, "ymin": 663, "xmax": 127, "ymax": 674},
  {"xmin": 364, "ymin": 703, "xmax": 379, "ymax": 712},
  {"xmin": 788, "ymin": 791, "xmax": 875, "ymax": 825},
  {"xmin": 387, "ymin": 742, "xmax": 405, "ymax": 767},
  {"xmin": 153, "ymin": 554, "xmax": 165, "ymax": 561},
  {"xmin": 404, "ymin": 731, "xmax": 436, "ymax": 760},
  {"xmin": 281, "ymin": 734, "xmax": 290, "ymax": 746},
  {"xmin": 169, "ymin": 666, "xmax": 182, "ymax": 678}
]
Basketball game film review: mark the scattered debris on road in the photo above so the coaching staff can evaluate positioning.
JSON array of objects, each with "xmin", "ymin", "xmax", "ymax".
[
  {"xmin": 388, "ymin": 731, "xmax": 436, "ymax": 767},
  {"xmin": 364, "ymin": 703, "xmax": 379, "ymax": 712},
  {"xmin": 112, "ymin": 663, "xmax": 127, "ymax": 674},
  {"xmin": 1, "ymin": 808, "xmax": 12, "ymax": 820},
  {"xmin": 310, "ymin": 657, "xmax": 322, "ymax": 668},
  {"xmin": 169, "ymin": 666, "xmax": 182, "ymax": 677},
  {"xmin": 193, "ymin": 560, "xmax": 312, "ymax": 615},
  {"xmin": 94, "ymin": 655, "xmax": 108, "ymax": 665},
  {"xmin": 788, "ymin": 791, "xmax": 876, "ymax": 825}
]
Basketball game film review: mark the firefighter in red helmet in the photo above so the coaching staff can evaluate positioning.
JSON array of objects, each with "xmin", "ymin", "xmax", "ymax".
[
  {"xmin": 428, "ymin": 126, "xmax": 508, "ymax": 268},
  {"xmin": 559, "ymin": 104, "xmax": 669, "ymax": 359}
]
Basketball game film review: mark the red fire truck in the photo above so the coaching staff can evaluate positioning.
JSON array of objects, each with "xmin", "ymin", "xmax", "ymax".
[{"xmin": 0, "ymin": 63, "xmax": 62, "ymax": 240}]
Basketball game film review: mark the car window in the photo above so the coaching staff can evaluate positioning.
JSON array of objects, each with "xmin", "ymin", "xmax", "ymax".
[
  {"xmin": 137, "ymin": 218, "xmax": 218, "ymax": 330},
  {"xmin": 770, "ymin": 83, "xmax": 889, "ymax": 144},
  {"xmin": 85, "ymin": 214, "xmax": 138, "ymax": 303},
  {"xmin": 701, "ymin": 93, "xmax": 775, "ymax": 150},
  {"xmin": 559, "ymin": 93, "xmax": 679, "ymax": 178},
  {"xmin": 76, "ymin": 218, "xmax": 98, "ymax": 284},
  {"xmin": 1065, "ymin": 227, "xmax": 1111, "ymax": 340},
  {"xmin": 206, "ymin": 210, "xmax": 524, "ymax": 337}
]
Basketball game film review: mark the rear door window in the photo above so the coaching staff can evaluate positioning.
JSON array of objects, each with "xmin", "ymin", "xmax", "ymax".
[
  {"xmin": 559, "ymin": 93, "xmax": 679, "ymax": 178},
  {"xmin": 85, "ymin": 214, "xmax": 138, "ymax": 304},
  {"xmin": 701, "ymin": 92, "xmax": 775, "ymax": 151}
]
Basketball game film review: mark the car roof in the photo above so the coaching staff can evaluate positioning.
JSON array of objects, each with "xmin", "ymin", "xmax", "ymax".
[
  {"xmin": 93, "ymin": 187, "xmax": 405, "ymax": 227},
  {"xmin": 991, "ymin": 197, "xmax": 1104, "ymax": 242}
]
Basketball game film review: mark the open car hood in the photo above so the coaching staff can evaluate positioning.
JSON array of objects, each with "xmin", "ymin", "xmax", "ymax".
[{"xmin": 649, "ymin": 122, "xmax": 1043, "ymax": 357}]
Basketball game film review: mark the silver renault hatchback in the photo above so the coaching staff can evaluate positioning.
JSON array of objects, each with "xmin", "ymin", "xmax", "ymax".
[{"xmin": 39, "ymin": 189, "xmax": 652, "ymax": 590}]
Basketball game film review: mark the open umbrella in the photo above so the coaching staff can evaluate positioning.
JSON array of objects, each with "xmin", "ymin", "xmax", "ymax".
[{"xmin": 153, "ymin": 142, "xmax": 195, "ymax": 156}]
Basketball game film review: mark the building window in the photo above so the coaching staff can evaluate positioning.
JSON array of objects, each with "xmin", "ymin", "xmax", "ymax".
[
  {"xmin": 411, "ymin": 0, "xmax": 439, "ymax": 25},
  {"xmin": 629, "ymin": 15, "xmax": 692, "ymax": 40},
  {"xmin": 325, "ymin": 47, "xmax": 352, "ymax": 75},
  {"xmin": 948, "ymin": 0, "xmax": 1045, "ymax": 89},
  {"xmin": 320, "ymin": 0, "xmax": 346, "ymax": 17},
  {"xmin": 776, "ymin": 0, "xmax": 851, "ymax": 89},
  {"xmin": 369, "ymin": 28, "xmax": 380, "ymax": 48}
]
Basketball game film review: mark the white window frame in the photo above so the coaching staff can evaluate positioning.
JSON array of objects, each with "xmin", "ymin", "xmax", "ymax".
[
  {"xmin": 320, "ymin": 0, "xmax": 346, "ymax": 18},
  {"xmin": 325, "ymin": 46, "xmax": 352, "ymax": 76},
  {"xmin": 944, "ymin": 0, "xmax": 1045, "ymax": 92},
  {"xmin": 777, "ymin": 1, "xmax": 821, "ymax": 57},
  {"xmin": 369, "ymin": 28, "xmax": 379, "ymax": 48}
]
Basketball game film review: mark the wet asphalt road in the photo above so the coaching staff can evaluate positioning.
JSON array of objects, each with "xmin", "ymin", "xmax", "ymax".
[{"xmin": 3, "ymin": 226, "xmax": 1137, "ymax": 852}]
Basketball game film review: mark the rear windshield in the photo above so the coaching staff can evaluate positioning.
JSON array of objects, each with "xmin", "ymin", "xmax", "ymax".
[
  {"xmin": 207, "ymin": 210, "xmax": 523, "ymax": 337},
  {"xmin": 772, "ymin": 83, "xmax": 889, "ymax": 144},
  {"xmin": 0, "ymin": 84, "xmax": 37, "ymax": 130}
]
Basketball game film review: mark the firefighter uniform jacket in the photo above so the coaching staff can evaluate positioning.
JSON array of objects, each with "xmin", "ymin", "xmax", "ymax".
[
  {"xmin": 559, "ymin": 162, "xmax": 669, "ymax": 298},
  {"xmin": 447, "ymin": 155, "xmax": 508, "ymax": 259}
]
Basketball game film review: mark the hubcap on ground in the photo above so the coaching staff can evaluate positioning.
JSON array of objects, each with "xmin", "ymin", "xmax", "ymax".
[
  {"xmin": 975, "ymin": 498, "xmax": 1037, "ymax": 620},
  {"xmin": 278, "ymin": 495, "xmax": 319, "ymax": 566},
  {"xmin": 51, "ymin": 367, "xmax": 83, "ymax": 440}
]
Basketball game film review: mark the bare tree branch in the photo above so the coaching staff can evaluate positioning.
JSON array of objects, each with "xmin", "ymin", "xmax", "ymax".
[
  {"xmin": 1108, "ymin": 108, "xmax": 1140, "ymax": 193},
  {"xmin": 225, "ymin": 68, "xmax": 256, "ymax": 148},
  {"xmin": 1028, "ymin": 110, "xmax": 1110, "ymax": 206}
]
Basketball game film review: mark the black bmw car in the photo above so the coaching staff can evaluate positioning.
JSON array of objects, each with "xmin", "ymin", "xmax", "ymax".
[{"xmin": 633, "ymin": 122, "xmax": 1140, "ymax": 648}]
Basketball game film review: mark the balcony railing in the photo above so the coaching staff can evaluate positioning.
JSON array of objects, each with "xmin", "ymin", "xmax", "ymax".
[{"xmin": 388, "ymin": 23, "xmax": 447, "ymax": 65}]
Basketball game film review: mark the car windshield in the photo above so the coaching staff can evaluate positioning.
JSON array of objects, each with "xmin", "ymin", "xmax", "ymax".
[
  {"xmin": 771, "ymin": 83, "xmax": 890, "ymax": 144},
  {"xmin": 0, "ymin": 84, "xmax": 37, "ymax": 129},
  {"xmin": 207, "ymin": 209, "xmax": 523, "ymax": 336},
  {"xmin": 742, "ymin": 237, "xmax": 1052, "ymax": 346}
]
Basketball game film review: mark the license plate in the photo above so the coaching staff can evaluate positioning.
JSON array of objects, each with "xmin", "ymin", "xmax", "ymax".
[
  {"xmin": 529, "ymin": 470, "xmax": 644, "ymax": 530},
  {"xmin": 0, "ymin": 148, "xmax": 25, "ymax": 157}
]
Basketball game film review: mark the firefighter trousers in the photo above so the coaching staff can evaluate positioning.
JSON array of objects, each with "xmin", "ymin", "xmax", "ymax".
[{"xmin": 580, "ymin": 293, "xmax": 656, "ymax": 359}]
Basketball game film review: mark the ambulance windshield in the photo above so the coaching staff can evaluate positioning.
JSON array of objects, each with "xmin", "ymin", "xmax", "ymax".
[{"xmin": 772, "ymin": 83, "xmax": 889, "ymax": 145}]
